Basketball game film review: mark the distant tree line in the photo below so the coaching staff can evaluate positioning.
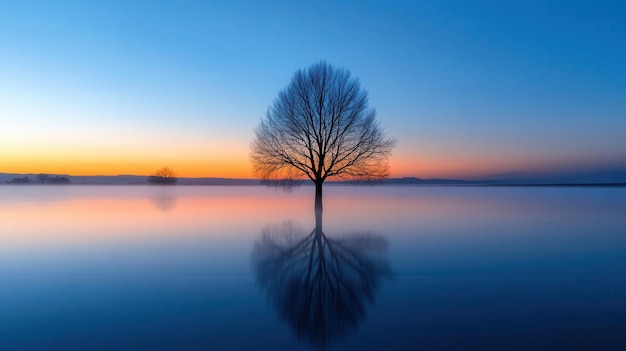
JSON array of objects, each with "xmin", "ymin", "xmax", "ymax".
[
  {"xmin": 5, "ymin": 174, "xmax": 71, "ymax": 184},
  {"xmin": 7, "ymin": 176, "xmax": 32, "ymax": 184},
  {"xmin": 47, "ymin": 176, "xmax": 71, "ymax": 184},
  {"xmin": 5, "ymin": 169, "xmax": 179, "ymax": 185}
]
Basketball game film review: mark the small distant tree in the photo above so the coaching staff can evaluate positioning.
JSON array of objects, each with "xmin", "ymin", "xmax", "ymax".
[
  {"xmin": 148, "ymin": 167, "xmax": 177, "ymax": 185},
  {"xmin": 36, "ymin": 173, "xmax": 49, "ymax": 184}
]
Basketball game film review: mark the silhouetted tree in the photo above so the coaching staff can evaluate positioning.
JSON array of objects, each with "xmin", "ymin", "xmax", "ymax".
[
  {"xmin": 250, "ymin": 61, "xmax": 396, "ymax": 211},
  {"xmin": 253, "ymin": 210, "xmax": 392, "ymax": 348},
  {"xmin": 148, "ymin": 167, "xmax": 177, "ymax": 185},
  {"xmin": 36, "ymin": 173, "xmax": 48, "ymax": 184}
]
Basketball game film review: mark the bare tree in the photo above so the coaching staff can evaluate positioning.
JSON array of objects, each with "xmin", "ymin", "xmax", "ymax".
[
  {"xmin": 250, "ymin": 61, "xmax": 396, "ymax": 210},
  {"xmin": 148, "ymin": 167, "xmax": 177, "ymax": 185}
]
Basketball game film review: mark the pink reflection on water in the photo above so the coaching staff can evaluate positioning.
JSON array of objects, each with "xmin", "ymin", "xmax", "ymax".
[
  {"xmin": 1, "ymin": 185, "xmax": 623, "ymax": 251},
  {"xmin": 0, "ymin": 186, "xmax": 313, "ymax": 250}
]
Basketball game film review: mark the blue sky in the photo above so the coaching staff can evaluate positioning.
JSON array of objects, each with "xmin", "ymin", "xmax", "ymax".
[{"xmin": 1, "ymin": 0, "xmax": 625, "ymax": 179}]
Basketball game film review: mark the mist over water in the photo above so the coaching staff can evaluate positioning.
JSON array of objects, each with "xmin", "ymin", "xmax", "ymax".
[{"xmin": 1, "ymin": 185, "xmax": 626, "ymax": 350}]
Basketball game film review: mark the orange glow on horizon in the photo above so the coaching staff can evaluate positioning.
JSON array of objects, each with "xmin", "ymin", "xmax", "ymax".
[
  {"xmin": 0, "ymin": 162, "xmax": 253, "ymax": 178},
  {"xmin": 2, "ymin": 152, "xmax": 604, "ymax": 179},
  {"xmin": 3, "ymin": 158, "xmax": 484, "ymax": 179},
  {"xmin": 1, "ymin": 154, "xmax": 255, "ymax": 178},
  {"xmin": 0, "ymin": 157, "xmax": 535, "ymax": 179}
]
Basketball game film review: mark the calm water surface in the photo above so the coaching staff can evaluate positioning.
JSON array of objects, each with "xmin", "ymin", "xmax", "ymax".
[{"xmin": 1, "ymin": 185, "xmax": 625, "ymax": 350}]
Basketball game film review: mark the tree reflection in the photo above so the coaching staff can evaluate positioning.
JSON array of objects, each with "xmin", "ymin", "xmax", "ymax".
[
  {"xmin": 253, "ymin": 210, "xmax": 392, "ymax": 348},
  {"xmin": 149, "ymin": 188, "xmax": 177, "ymax": 212}
]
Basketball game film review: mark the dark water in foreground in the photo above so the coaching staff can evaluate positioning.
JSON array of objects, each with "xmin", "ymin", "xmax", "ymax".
[{"xmin": 1, "ymin": 185, "xmax": 625, "ymax": 350}]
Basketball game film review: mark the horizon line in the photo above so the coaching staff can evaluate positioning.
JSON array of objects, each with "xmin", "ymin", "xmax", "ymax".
[{"xmin": 2, "ymin": 171, "xmax": 626, "ymax": 183}]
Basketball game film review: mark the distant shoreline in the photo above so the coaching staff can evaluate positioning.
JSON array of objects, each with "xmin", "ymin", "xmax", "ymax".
[
  {"xmin": 2, "ymin": 184, "xmax": 625, "ymax": 187},
  {"xmin": 2, "ymin": 172, "xmax": 625, "ymax": 187}
]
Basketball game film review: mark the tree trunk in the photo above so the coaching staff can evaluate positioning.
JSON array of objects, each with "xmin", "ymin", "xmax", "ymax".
[
  {"xmin": 314, "ymin": 181, "xmax": 323, "ymax": 213},
  {"xmin": 314, "ymin": 201, "xmax": 323, "ymax": 233}
]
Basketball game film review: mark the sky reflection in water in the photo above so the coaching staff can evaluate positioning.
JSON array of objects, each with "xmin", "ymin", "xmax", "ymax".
[{"xmin": 1, "ymin": 185, "xmax": 626, "ymax": 350}]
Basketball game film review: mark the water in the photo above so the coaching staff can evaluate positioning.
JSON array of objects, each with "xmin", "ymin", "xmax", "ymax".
[{"xmin": 1, "ymin": 185, "xmax": 625, "ymax": 350}]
